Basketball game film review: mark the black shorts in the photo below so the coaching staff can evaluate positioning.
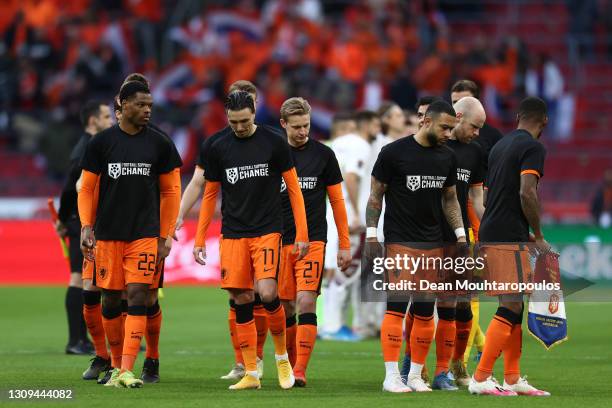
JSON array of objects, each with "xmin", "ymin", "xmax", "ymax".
[{"xmin": 68, "ymin": 234, "xmax": 84, "ymax": 273}]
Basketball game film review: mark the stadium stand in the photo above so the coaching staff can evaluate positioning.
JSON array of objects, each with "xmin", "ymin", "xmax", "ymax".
[{"xmin": 0, "ymin": 0, "xmax": 610, "ymax": 224}]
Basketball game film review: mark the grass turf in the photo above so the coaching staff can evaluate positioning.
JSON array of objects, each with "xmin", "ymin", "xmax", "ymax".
[{"xmin": 0, "ymin": 286, "xmax": 611, "ymax": 408}]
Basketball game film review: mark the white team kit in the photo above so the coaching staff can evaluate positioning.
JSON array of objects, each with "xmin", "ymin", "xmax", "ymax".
[
  {"xmin": 324, "ymin": 133, "xmax": 371, "ymax": 269},
  {"xmin": 358, "ymin": 133, "xmax": 390, "ymax": 238},
  {"xmin": 322, "ymin": 132, "xmax": 389, "ymax": 337}
]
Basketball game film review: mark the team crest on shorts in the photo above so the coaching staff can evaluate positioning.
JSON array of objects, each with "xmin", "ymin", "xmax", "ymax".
[
  {"xmin": 108, "ymin": 163, "xmax": 121, "ymax": 179},
  {"xmin": 99, "ymin": 267, "xmax": 107, "ymax": 279},
  {"xmin": 406, "ymin": 175, "xmax": 421, "ymax": 191},
  {"xmin": 226, "ymin": 167, "xmax": 238, "ymax": 184}
]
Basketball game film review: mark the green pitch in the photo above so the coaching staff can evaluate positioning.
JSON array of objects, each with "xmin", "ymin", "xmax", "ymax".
[{"xmin": 1, "ymin": 287, "xmax": 611, "ymax": 408}]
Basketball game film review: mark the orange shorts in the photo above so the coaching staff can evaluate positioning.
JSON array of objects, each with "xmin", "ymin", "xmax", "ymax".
[
  {"xmin": 82, "ymin": 258, "xmax": 94, "ymax": 281},
  {"xmin": 94, "ymin": 238, "xmax": 158, "ymax": 290},
  {"xmin": 219, "ymin": 233, "xmax": 281, "ymax": 290},
  {"xmin": 278, "ymin": 241, "xmax": 325, "ymax": 300},
  {"xmin": 480, "ymin": 244, "xmax": 533, "ymax": 296},
  {"xmin": 384, "ymin": 244, "xmax": 446, "ymax": 294}
]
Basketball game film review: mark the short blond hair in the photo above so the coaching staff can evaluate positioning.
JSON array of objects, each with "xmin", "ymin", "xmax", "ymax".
[
  {"xmin": 228, "ymin": 80, "xmax": 258, "ymax": 97},
  {"xmin": 280, "ymin": 97, "xmax": 311, "ymax": 121}
]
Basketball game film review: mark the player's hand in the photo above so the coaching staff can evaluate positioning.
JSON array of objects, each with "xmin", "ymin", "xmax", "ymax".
[
  {"xmin": 364, "ymin": 237, "xmax": 383, "ymax": 280},
  {"xmin": 80, "ymin": 225, "xmax": 96, "ymax": 261},
  {"xmin": 456, "ymin": 238, "xmax": 470, "ymax": 260},
  {"xmin": 364, "ymin": 237, "xmax": 383, "ymax": 260},
  {"xmin": 171, "ymin": 217, "xmax": 184, "ymax": 241},
  {"xmin": 337, "ymin": 248, "xmax": 352, "ymax": 272},
  {"xmin": 534, "ymin": 236, "xmax": 551, "ymax": 254},
  {"xmin": 55, "ymin": 220, "xmax": 67, "ymax": 238},
  {"xmin": 293, "ymin": 241, "xmax": 310, "ymax": 260},
  {"xmin": 157, "ymin": 237, "xmax": 172, "ymax": 263},
  {"xmin": 193, "ymin": 245, "xmax": 207, "ymax": 265},
  {"xmin": 175, "ymin": 216, "xmax": 184, "ymax": 231}
]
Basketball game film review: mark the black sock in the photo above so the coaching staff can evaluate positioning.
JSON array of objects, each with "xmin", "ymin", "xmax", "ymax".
[
  {"xmin": 65, "ymin": 286, "xmax": 83, "ymax": 346},
  {"xmin": 286, "ymin": 314, "xmax": 297, "ymax": 328}
]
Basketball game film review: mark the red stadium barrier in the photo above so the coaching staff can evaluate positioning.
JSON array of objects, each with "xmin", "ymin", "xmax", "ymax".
[{"xmin": 0, "ymin": 220, "xmax": 222, "ymax": 285}]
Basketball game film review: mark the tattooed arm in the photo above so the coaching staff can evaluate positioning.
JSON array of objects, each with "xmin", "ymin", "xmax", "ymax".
[
  {"xmin": 442, "ymin": 185, "xmax": 466, "ymax": 242},
  {"xmin": 365, "ymin": 176, "xmax": 387, "ymax": 240}
]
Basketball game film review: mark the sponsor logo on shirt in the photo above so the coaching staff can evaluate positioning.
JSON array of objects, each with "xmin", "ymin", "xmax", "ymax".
[
  {"xmin": 406, "ymin": 175, "xmax": 421, "ymax": 191},
  {"xmin": 226, "ymin": 167, "xmax": 238, "ymax": 184},
  {"xmin": 108, "ymin": 162, "xmax": 151, "ymax": 179},
  {"xmin": 280, "ymin": 177, "xmax": 318, "ymax": 192},
  {"xmin": 225, "ymin": 163, "xmax": 269, "ymax": 184},
  {"xmin": 109, "ymin": 163, "xmax": 121, "ymax": 179},
  {"xmin": 298, "ymin": 177, "xmax": 318, "ymax": 190},
  {"xmin": 457, "ymin": 168, "xmax": 472, "ymax": 183},
  {"xmin": 406, "ymin": 175, "xmax": 447, "ymax": 191}
]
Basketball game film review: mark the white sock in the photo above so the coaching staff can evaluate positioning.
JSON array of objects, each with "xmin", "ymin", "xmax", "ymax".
[
  {"xmin": 247, "ymin": 370, "xmax": 259, "ymax": 378},
  {"xmin": 385, "ymin": 361, "xmax": 399, "ymax": 377},
  {"xmin": 408, "ymin": 362, "xmax": 423, "ymax": 377},
  {"xmin": 275, "ymin": 353, "xmax": 289, "ymax": 361}
]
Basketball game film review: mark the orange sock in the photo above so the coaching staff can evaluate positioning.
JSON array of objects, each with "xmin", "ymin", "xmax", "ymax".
[
  {"xmin": 102, "ymin": 313, "xmax": 123, "ymax": 369},
  {"xmin": 503, "ymin": 323, "xmax": 522, "ymax": 385},
  {"xmin": 285, "ymin": 315, "xmax": 297, "ymax": 367},
  {"xmin": 236, "ymin": 320, "xmax": 258, "ymax": 372},
  {"xmin": 409, "ymin": 314, "xmax": 435, "ymax": 365},
  {"xmin": 121, "ymin": 300, "xmax": 127, "ymax": 345},
  {"xmin": 145, "ymin": 303, "xmax": 162, "ymax": 360},
  {"xmin": 474, "ymin": 308, "xmax": 516, "ymax": 382},
  {"xmin": 295, "ymin": 313, "xmax": 317, "ymax": 373},
  {"xmin": 121, "ymin": 309, "xmax": 146, "ymax": 373},
  {"xmin": 228, "ymin": 303, "xmax": 244, "ymax": 365},
  {"xmin": 83, "ymin": 300, "xmax": 109, "ymax": 359},
  {"xmin": 121, "ymin": 299, "xmax": 127, "ymax": 323},
  {"xmin": 403, "ymin": 305, "xmax": 414, "ymax": 357},
  {"xmin": 453, "ymin": 319, "xmax": 472, "ymax": 361},
  {"xmin": 434, "ymin": 312, "xmax": 456, "ymax": 375},
  {"xmin": 381, "ymin": 311, "xmax": 404, "ymax": 362},
  {"xmin": 254, "ymin": 304, "xmax": 269, "ymax": 359},
  {"xmin": 264, "ymin": 299, "xmax": 287, "ymax": 356}
]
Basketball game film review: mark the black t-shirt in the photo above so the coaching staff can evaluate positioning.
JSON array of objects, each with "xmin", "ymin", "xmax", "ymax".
[
  {"xmin": 372, "ymin": 135, "xmax": 457, "ymax": 243},
  {"xmin": 474, "ymin": 122, "xmax": 503, "ymax": 181},
  {"xmin": 441, "ymin": 139, "xmax": 484, "ymax": 241},
  {"xmin": 205, "ymin": 125, "xmax": 294, "ymax": 238},
  {"xmin": 58, "ymin": 132, "xmax": 91, "ymax": 233},
  {"xmin": 198, "ymin": 124, "xmax": 284, "ymax": 170},
  {"xmin": 197, "ymin": 127, "xmax": 232, "ymax": 170},
  {"xmin": 479, "ymin": 129, "xmax": 546, "ymax": 242},
  {"xmin": 149, "ymin": 123, "xmax": 179, "ymax": 151},
  {"xmin": 80, "ymin": 124, "xmax": 183, "ymax": 241},
  {"xmin": 281, "ymin": 138, "xmax": 343, "ymax": 245}
]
